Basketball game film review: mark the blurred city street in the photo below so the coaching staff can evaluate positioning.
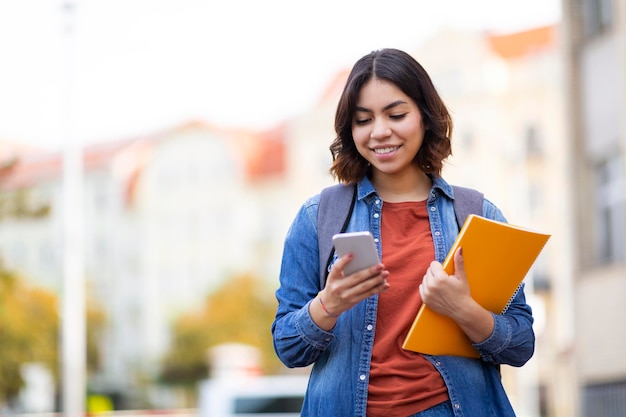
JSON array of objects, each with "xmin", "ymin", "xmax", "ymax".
[{"xmin": 1, "ymin": 1, "xmax": 625, "ymax": 417}]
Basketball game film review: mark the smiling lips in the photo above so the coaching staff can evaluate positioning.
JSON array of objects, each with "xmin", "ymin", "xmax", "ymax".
[{"xmin": 373, "ymin": 146, "xmax": 400, "ymax": 155}]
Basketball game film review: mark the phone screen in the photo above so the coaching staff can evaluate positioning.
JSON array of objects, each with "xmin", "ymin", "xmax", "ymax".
[{"xmin": 332, "ymin": 231, "xmax": 380, "ymax": 276}]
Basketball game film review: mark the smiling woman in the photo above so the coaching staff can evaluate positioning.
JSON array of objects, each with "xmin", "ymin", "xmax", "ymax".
[{"xmin": 272, "ymin": 48, "xmax": 535, "ymax": 417}]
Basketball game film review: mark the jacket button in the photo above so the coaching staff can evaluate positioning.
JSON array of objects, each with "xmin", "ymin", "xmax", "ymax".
[
  {"xmin": 367, "ymin": 324, "xmax": 373, "ymax": 331},
  {"xmin": 359, "ymin": 374, "xmax": 366, "ymax": 381}
]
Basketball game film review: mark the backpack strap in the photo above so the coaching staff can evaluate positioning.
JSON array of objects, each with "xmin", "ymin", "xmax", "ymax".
[
  {"xmin": 451, "ymin": 185, "xmax": 484, "ymax": 228},
  {"xmin": 317, "ymin": 183, "xmax": 357, "ymax": 289},
  {"xmin": 317, "ymin": 184, "xmax": 483, "ymax": 290}
]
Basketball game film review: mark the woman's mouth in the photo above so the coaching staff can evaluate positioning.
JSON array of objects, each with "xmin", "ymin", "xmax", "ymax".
[{"xmin": 373, "ymin": 146, "xmax": 400, "ymax": 155}]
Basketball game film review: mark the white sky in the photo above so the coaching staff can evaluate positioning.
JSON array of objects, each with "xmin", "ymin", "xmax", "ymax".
[{"xmin": 0, "ymin": 0, "xmax": 561, "ymax": 150}]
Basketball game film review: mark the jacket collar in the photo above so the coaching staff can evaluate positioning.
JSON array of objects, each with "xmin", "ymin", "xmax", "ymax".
[{"xmin": 355, "ymin": 174, "xmax": 454, "ymax": 201}]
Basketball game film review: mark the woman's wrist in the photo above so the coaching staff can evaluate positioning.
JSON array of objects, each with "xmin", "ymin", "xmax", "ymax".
[
  {"xmin": 308, "ymin": 292, "xmax": 339, "ymax": 331},
  {"xmin": 318, "ymin": 292, "xmax": 339, "ymax": 318}
]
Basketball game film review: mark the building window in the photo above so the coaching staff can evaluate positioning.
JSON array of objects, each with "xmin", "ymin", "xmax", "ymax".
[
  {"xmin": 583, "ymin": 380, "xmax": 626, "ymax": 417},
  {"xmin": 525, "ymin": 125, "xmax": 543, "ymax": 158},
  {"xmin": 528, "ymin": 182, "xmax": 543, "ymax": 213},
  {"xmin": 10, "ymin": 241, "xmax": 27, "ymax": 266},
  {"xmin": 582, "ymin": 0, "xmax": 614, "ymax": 38},
  {"xmin": 38, "ymin": 241, "xmax": 55, "ymax": 268},
  {"xmin": 593, "ymin": 153, "xmax": 624, "ymax": 264}
]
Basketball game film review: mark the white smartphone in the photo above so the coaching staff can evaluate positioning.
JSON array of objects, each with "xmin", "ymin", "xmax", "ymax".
[{"xmin": 332, "ymin": 231, "xmax": 380, "ymax": 276}]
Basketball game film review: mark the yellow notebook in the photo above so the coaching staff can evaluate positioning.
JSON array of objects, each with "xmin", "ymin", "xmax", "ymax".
[{"xmin": 402, "ymin": 214, "xmax": 551, "ymax": 358}]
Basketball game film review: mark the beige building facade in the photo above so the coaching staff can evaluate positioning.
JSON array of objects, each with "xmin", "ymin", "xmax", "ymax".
[
  {"xmin": 562, "ymin": 0, "xmax": 626, "ymax": 415},
  {"xmin": 412, "ymin": 26, "xmax": 575, "ymax": 417}
]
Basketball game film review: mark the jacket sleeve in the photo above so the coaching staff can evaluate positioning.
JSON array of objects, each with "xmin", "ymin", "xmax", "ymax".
[
  {"xmin": 271, "ymin": 199, "xmax": 336, "ymax": 368},
  {"xmin": 472, "ymin": 284, "xmax": 535, "ymax": 367},
  {"xmin": 471, "ymin": 198, "xmax": 536, "ymax": 367}
]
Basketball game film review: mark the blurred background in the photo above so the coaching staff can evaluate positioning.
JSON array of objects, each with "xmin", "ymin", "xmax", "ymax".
[{"xmin": 0, "ymin": 0, "xmax": 624, "ymax": 416}]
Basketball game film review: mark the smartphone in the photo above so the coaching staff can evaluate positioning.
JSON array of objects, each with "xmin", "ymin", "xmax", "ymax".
[{"xmin": 332, "ymin": 231, "xmax": 380, "ymax": 276}]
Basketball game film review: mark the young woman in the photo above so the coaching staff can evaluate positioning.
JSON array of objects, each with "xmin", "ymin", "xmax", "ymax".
[{"xmin": 272, "ymin": 48, "xmax": 534, "ymax": 417}]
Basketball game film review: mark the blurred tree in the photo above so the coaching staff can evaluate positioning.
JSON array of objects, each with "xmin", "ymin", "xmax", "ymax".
[
  {"xmin": 0, "ymin": 260, "xmax": 59, "ymax": 405},
  {"xmin": 0, "ymin": 157, "xmax": 51, "ymax": 220},
  {"xmin": 160, "ymin": 273, "xmax": 281, "ymax": 386},
  {"xmin": 86, "ymin": 290, "xmax": 107, "ymax": 374},
  {"xmin": 0, "ymin": 188, "xmax": 51, "ymax": 219},
  {"xmin": 0, "ymin": 159, "xmax": 100, "ymax": 406},
  {"xmin": 0, "ymin": 259, "xmax": 106, "ymax": 406}
]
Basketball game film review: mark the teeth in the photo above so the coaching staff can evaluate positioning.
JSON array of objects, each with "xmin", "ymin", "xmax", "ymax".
[{"xmin": 374, "ymin": 147, "xmax": 399, "ymax": 154}]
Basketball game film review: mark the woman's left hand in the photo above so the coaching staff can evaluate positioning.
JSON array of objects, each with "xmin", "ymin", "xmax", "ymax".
[
  {"xmin": 419, "ymin": 248, "xmax": 494, "ymax": 343},
  {"xmin": 419, "ymin": 248, "xmax": 472, "ymax": 316}
]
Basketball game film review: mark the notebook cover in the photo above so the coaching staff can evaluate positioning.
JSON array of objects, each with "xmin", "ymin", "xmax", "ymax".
[{"xmin": 402, "ymin": 214, "xmax": 550, "ymax": 357}]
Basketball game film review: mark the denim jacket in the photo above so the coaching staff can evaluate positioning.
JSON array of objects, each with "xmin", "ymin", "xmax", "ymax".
[{"xmin": 272, "ymin": 176, "xmax": 535, "ymax": 417}]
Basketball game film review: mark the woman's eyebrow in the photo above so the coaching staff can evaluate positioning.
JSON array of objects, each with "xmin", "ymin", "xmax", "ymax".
[{"xmin": 355, "ymin": 100, "xmax": 408, "ymax": 113}]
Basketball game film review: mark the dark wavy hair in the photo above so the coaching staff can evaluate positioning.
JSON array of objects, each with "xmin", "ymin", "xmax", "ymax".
[{"xmin": 329, "ymin": 48, "xmax": 453, "ymax": 183}]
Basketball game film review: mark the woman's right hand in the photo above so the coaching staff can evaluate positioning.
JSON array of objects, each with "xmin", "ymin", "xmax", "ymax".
[{"xmin": 310, "ymin": 254, "xmax": 390, "ymax": 330}]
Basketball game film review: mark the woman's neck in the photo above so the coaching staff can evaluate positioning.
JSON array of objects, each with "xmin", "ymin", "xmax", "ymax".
[{"xmin": 371, "ymin": 169, "xmax": 433, "ymax": 202}]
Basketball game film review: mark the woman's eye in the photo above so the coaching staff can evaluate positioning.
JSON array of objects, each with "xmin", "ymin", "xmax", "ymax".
[
  {"xmin": 354, "ymin": 118, "xmax": 371, "ymax": 125},
  {"xmin": 390, "ymin": 113, "xmax": 407, "ymax": 120}
]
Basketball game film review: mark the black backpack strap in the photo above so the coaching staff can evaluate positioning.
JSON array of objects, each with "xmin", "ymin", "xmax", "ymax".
[
  {"xmin": 451, "ymin": 185, "xmax": 484, "ymax": 228},
  {"xmin": 317, "ymin": 183, "xmax": 357, "ymax": 289}
]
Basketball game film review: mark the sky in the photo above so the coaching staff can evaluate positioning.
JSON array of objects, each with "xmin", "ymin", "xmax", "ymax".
[{"xmin": 0, "ymin": 0, "xmax": 561, "ymax": 150}]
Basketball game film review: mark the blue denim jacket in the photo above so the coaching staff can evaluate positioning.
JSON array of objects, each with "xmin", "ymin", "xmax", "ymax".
[{"xmin": 272, "ymin": 176, "xmax": 535, "ymax": 417}]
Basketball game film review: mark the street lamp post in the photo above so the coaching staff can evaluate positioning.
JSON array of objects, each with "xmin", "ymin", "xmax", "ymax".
[{"xmin": 61, "ymin": 1, "xmax": 86, "ymax": 416}]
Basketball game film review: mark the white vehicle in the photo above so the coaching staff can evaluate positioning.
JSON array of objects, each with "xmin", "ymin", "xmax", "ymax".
[{"xmin": 198, "ymin": 374, "xmax": 308, "ymax": 417}]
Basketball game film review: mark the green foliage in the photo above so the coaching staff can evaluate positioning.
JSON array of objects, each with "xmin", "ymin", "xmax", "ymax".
[
  {"xmin": 160, "ymin": 274, "xmax": 280, "ymax": 385},
  {"xmin": 0, "ymin": 259, "xmax": 107, "ymax": 405},
  {"xmin": 159, "ymin": 312, "xmax": 210, "ymax": 383},
  {"xmin": 0, "ymin": 261, "xmax": 59, "ymax": 404},
  {"xmin": 0, "ymin": 188, "xmax": 51, "ymax": 220},
  {"xmin": 86, "ymin": 294, "xmax": 107, "ymax": 374}
]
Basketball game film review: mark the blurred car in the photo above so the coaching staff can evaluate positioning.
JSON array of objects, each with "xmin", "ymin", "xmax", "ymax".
[{"xmin": 198, "ymin": 374, "xmax": 308, "ymax": 417}]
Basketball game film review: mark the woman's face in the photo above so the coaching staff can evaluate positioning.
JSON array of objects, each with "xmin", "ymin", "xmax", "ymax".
[{"xmin": 352, "ymin": 78, "xmax": 426, "ymax": 178}]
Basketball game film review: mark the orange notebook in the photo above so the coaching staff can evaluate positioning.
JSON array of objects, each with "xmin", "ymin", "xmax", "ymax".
[{"xmin": 402, "ymin": 214, "xmax": 550, "ymax": 358}]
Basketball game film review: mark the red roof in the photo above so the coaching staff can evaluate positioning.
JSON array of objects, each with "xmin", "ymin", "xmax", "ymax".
[
  {"xmin": 317, "ymin": 68, "xmax": 350, "ymax": 105},
  {"xmin": 488, "ymin": 25, "xmax": 557, "ymax": 59},
  {"xmin": 0, "ymin": 121, "xmax": 286, "ymax": 195}
]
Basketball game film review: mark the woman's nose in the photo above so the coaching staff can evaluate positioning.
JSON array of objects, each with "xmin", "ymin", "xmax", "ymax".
[{"xmin": 370, "ymin": 120, "xmax": 391, "ymax": 140}]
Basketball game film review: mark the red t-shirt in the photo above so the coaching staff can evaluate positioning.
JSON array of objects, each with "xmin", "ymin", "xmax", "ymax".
[{"xmin": 367, "ymin": 200, "xmax": 449, "ymax": 417}]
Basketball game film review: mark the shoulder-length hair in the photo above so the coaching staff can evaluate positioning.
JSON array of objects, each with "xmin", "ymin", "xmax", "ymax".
[{"xmin": 329, "ymin": 48, "xmax": 453, "ymax": 183}]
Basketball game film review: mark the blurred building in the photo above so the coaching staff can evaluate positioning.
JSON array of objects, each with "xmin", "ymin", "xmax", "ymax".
[
  {"xmin": 414, "ymin": 25, "xmax": 574, "ymax": 417},
  {"xmin": 561, "ymin": 0, "xmax": 626, "ymax": 416},
  {"xmin": 415, "ymin": 26, "xmax": 574, "ymax": 417},
  {"xmin": 0, "ymin": 121, "xmax": 291, "ymax": 407}
]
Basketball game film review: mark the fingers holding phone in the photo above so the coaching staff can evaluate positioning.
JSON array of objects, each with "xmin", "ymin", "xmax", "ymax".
[
  {"xmin": 313, "ymin": 232, "xmax": 389, "ymax": 324},
  {"xmin": 331, "ymin": 232, "xmax": 390, "ymax": 292},
  {"xmin": 332, "ymin": 231, "xmax": 380, "ymax": 275}
]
